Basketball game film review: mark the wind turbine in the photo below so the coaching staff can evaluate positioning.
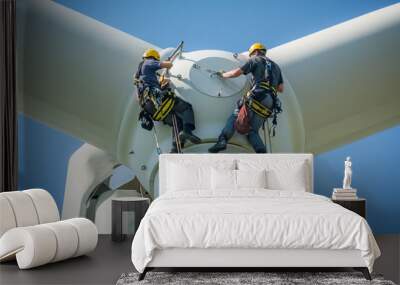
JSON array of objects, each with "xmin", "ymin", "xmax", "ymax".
[{"xmin": 16, "ymin": 0, "xmax": 400, "ymax": 232}]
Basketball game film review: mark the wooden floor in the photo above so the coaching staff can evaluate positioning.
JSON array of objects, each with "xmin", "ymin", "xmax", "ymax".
[
  {"xmin": 0, "ymin": 235, "xmax": 133, "ymax": 285},
  {"xmin": 374, "ymin": 234, "xmax": 400, "ymax": 284},
  {"xmin": 0, "ymin": 234, "xmax": 398, "ymax": 285}
]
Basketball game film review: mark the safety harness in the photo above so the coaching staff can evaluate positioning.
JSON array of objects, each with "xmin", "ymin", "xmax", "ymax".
[
  {"xmin": 151, "ymin": 89, "xmax": 175, "ymax": 121},
  {"xmin": 245, "ymin": 58, "xmax": 283, "ymax": 136},
  {"xmin": 134, "ymin": 62, "xmax": 176, "ymax": 123},
  {"xmin": 246, "ymin": 81, "xmax": 276, "ymax": 119}
]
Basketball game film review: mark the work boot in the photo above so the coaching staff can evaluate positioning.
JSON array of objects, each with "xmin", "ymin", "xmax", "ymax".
[
  {"xmin": 208, "ymin": 137, "xmax": 227, "ymax": 153},
  {"xmin": 178, "ymin": 130, "xmax": 201, "ymax": 144}
]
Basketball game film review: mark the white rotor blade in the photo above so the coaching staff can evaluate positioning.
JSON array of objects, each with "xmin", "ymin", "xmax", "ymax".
[
  {"xmin": 268, "ymin": 3, "xmax": 400, "ymax": 153},
  {"xmin": 17, "ymin": 0, "xmax": 158, "ymax": 156}
]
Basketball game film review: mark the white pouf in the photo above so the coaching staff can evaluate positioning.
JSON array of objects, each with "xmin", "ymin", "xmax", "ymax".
[
  {"xmin": 0, "ymin": 196, "xmax": 17, "ymax": 237},
  {"xmin": 0, "ymin": 189, "xmax": 98, "ymax": 269}
]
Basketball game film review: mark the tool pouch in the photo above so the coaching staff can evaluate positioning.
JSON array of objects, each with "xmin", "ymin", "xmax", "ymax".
[{"xmin": 234, "ymin": 105, "xmax": 251, "ymax": 134}]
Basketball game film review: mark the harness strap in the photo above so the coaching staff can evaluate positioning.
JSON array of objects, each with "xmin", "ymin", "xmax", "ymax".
[
  {"xmin": 152, "ymin": 96, "xmax": 175, "ymax": 121},
  {"xmin": 138, "ymin": 87, "xmax": 150, "ymax": 107},
  {"xmin": 151, "ymin": 91, "xmax": 176, "ymax": 121},
  {"xmin": 247, "ymin": 98, "xmax": 272, "ymax": 119},
  {"xmin": 134, "ymin": 61, "xmax": 144, "ymax": 85},
  {"xmin": 258, "ymin": 81, "xmax": 277, "ymax": 95}
]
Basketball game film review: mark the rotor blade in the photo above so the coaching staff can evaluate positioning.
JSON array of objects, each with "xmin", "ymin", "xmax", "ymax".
[
  {"xmin": 17, "ymin": 0, "xmax": 159, "ymax": 156},
  {"xmin": 268, "ymin": 3, "xmax": 400, "ymax": 153}
]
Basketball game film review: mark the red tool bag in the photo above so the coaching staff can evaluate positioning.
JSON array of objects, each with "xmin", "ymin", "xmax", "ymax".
[{"xmin": 234, "ymin": 105, "xmax": 251, "ymax": 134}]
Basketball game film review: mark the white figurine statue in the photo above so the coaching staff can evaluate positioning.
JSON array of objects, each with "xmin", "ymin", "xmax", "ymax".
[{"xmin": 342, "ymin": 156, "xmax": 352, "ymax": 189}]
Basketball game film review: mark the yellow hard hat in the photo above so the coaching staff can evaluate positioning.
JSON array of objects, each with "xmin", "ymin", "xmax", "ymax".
[
  {"xmin": 248, "ymin": 43, "xmax": 267, "ymax": 56},
  {"xmin": 143, "ymin": 48, "xmax": 160, "ymax": 61}
]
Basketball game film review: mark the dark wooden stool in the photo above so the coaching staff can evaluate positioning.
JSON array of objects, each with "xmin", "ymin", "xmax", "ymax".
[{"xmin": 112, "ymin": 197, "xmax": 150, "ymax": 242}]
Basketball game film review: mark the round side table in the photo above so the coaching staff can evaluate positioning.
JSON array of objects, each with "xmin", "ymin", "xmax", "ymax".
[{"xmin": 111, "ymin": 197, "xmax": 150, "ymax": 242}]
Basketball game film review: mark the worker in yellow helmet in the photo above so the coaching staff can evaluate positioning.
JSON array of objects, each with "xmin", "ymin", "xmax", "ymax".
[
  {"xmin": 134, "ymin": 48, "xmax": 201, "ymax": 153},
  {"xmin": 209, "ymin": 43, "xmax": 284, "ymax": 153}
]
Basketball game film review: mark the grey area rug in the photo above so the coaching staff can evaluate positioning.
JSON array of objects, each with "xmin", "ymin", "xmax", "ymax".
[{"xmin": 116, "ymin": 272, "xmax": 396, "ymax": 285}]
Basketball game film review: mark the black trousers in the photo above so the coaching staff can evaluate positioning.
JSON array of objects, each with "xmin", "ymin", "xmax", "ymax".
[
  {"xmin": 142, "ymin": 86, "xmax": 196, "ymax": 146},
  {"xmin": 163, "ymin": 97, "xmax": 196, "ymax": 146}
]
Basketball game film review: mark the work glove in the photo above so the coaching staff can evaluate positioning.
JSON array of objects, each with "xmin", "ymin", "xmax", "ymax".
[{"xmin": 215, "ymin": 70, "xmax": 225, "ymax": 78}]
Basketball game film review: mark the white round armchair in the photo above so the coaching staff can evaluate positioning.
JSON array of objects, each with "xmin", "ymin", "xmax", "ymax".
[{"xmin": 0, "ymin": 189, "xmax": 98, "ymax": 269}]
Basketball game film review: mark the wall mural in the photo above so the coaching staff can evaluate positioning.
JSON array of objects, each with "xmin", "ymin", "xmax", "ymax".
[{"xmin": 17, "ymin": 0, "xmax": 400, "ymax": 233}]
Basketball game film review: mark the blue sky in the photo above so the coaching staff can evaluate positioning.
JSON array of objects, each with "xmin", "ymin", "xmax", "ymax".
[
  {"xmin": 55, "ymin": 0, "xmax": 399, "ymax": 51},
  {"xmin": 20, "ymin": 0, "xmax": 400, "ymax": 234}
]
